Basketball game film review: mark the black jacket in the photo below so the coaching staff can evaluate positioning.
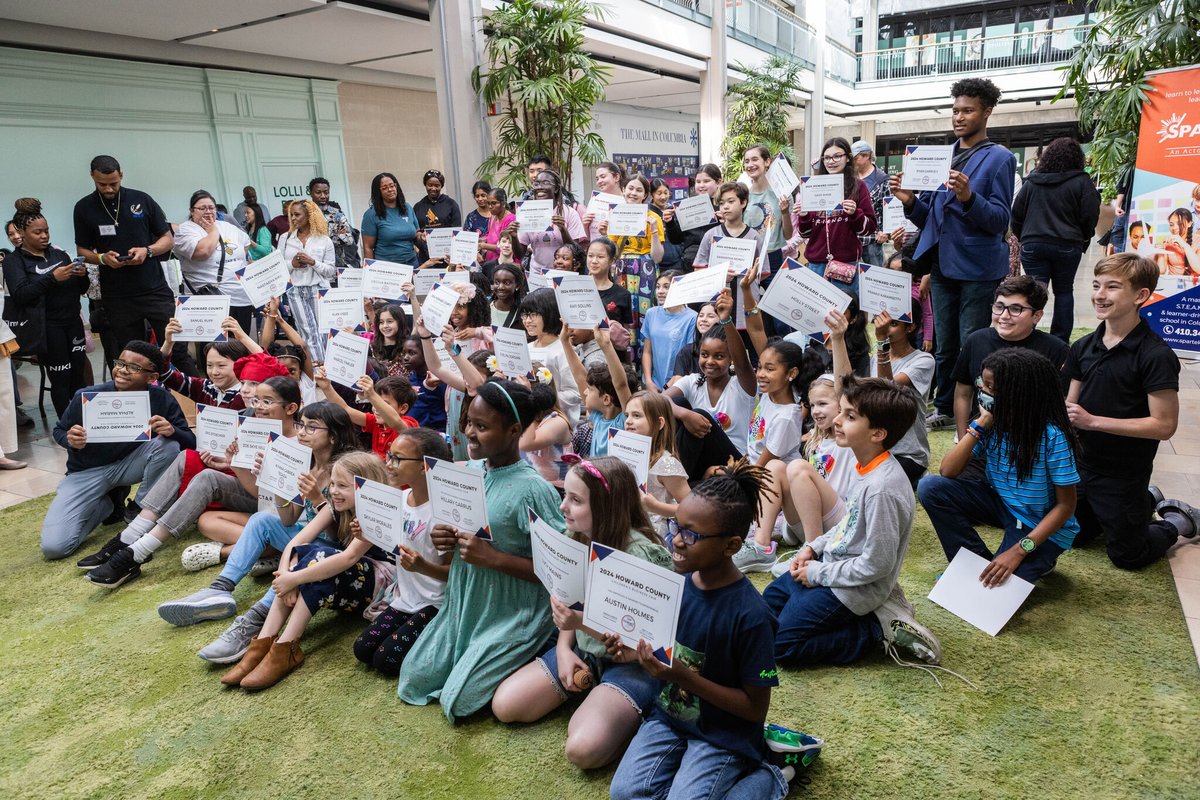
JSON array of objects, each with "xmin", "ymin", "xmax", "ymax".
[{"xmin": 1011, "ymin": 169, "xmax": 1101, "ymax": 250}]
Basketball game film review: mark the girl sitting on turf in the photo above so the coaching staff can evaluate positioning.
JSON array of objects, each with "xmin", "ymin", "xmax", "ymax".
[
  {"xmin": 492, "ymin": 457, "xmax": 670, "ymax": 769},
  {"xmin": 623, "ymin": 390, "xmax": 690, "ymax": 544}
]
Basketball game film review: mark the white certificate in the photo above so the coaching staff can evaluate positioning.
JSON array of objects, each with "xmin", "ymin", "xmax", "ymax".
[
  {"xmin": 927, "ymin": 549, "xmax": 1034, "ymax": 636},
  {"xmin": 515, "ymin": 199, "xmax": 554, "ymax": 231},
  {"xmin": 583, "ymin": 542, "xmax": 685, "ymax": 665},
  {"xmin": 527, "ymin": 267, "xmax": 577, "ymax": 290},
  {"xmin": 425, "ymin": 457, "xmax": 491, "ymax": 539},
  {"xmin": 881, "ymin": 196, "xmax": 919, "ymax": 235},
  {"xmin": 414, "ymin": 268, "xmax": 468, "ymax": 296},
  {"xmin": 606, "ymin": 429, "xmax": 651, "ymax": 491},
  {"xmin": 766, "ymin": 155, "xmax": 801, "ymax": 200},
  {"xmin": 708, "ymin": 235, "xmax": 758, "ymax": 274},
  {"xmin": 553, "ymin": 274, "xmax": 607, "ymax": 328},
  {"xmin": 587, "ymin": 191, "xmax": 623, "ymax": 222},
  {"xmin": 195, "ymin": 403, "xmax": 239, "ymax": 454},
  {"xmin": 675, "ymin": 194, "xmax": 716, "ymax": 231},
  {"xmin": 663, "ymin": 266, "xmax": 727, "ymax": 309},
  {"xmin": 449, "ymin": 230, "xmax": 481, "ymax": 266},
  {"xmin": 324, "ymin": 330, "xmax": 371, "ymax": 389},
  {"xmin": 336, "ymin": 266, "xmax": 363, "ymax": 290},
  {"xmin": 607, "ymin": 203, "xmax": 649, "ymax": 237},
  {"xmin": 257, "ymin": 432, "xmax": 313, "ymax": 506},
  {"xmin": 859, "ymin": 264, "xmax": 913, "ymax": 321},
  {"xmin": 798, "ymin": 175, "xmax": 845, "ymax": 213},
  {"xmin": 173, "ymin": 295, "xmax": 230, "ymax": 342},
  {"xmin": 361, "ymin": 259, "xmax": 413, "ymax": 300},
  {"xmin": 231, "ymin": 417, "xmax": 283, "ymax": 469},
  {"xmin": 492, "ymin": 324, "xmax": 533, "ymax": 377},
  {"xmin": 318, "ymin": 287, "xmax": 365, "ymax": 333},
  {"xmin": 421, "ymin": 283, "xmax": 461, "ymax": 337},
  {"xmin": 81, "ymin": 390, "xmax": 151, "ymax": 443},
  {"xmin": 528, "ymin": 507, "xmax": 589, "ymax": 610},
  {"xmin": 757, "ymin": 258, "xmax": 853, "ymax": 334},
  {"xmin": 354, "ymin": 476, "xmax": 408, "ymax": 553},
  {"xmin": 431, "ymin": 338, "xmax": 462, "ymax": 378},
  {"xmin": 426, "ymin": 227, "xmax": 460, "ymax": 259},
  {"xmin": 235, "ymin": 250, "xmax": 290, "ymax": 308},
  {"xmin": 901, "ymin": 144, "xmax": 954, "ymax": 191}
]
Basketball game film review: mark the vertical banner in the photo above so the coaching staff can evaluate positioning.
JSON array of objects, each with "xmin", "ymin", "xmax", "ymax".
[{"xmin": 1130, "ymin": 65, "xmax": 1200, "ymax": 357}]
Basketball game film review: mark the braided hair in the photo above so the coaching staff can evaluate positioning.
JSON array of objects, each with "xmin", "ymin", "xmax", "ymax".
[
  {"xmin": 12, "ymin": 198, "xmax": 44, "ymax": 231},
  {"xmin": 981, "ymin": 348, "xmax": 1079, "ymax": 482},
  {"xmin": 690, "ymin": 457, "xmax": 778, "ymax": 534}
]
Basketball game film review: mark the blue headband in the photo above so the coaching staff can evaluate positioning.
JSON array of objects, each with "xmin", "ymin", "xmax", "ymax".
[{"xmin": 489, "ymin": 382, "xmax": 521, "ymax": 425}]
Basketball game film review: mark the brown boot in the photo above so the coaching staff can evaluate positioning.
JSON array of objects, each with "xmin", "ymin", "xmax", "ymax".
[
  {"xmin": 239, "ymin": 639, "xmax": 305, "ymax": 690},
  {"xmin": 220, "ymin": 635, "xmax": 275, "ymax": 686}
]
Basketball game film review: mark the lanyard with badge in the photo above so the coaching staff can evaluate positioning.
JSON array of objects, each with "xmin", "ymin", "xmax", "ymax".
[{"xmin": 99, "ymin": 190, "xmax": 121, "ymax": 237}]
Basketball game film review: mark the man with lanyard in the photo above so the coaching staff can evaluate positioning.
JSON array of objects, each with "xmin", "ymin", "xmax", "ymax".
[
  {"xmin": 309, "ymin": 177, "xmax": 358, "ymax": 270},
  {"xmin": 890, "ymin": 78, "xmax": 1016, "ymax": 429},
  {"xmin": 851, "ymin": 140, "xmax": 891, "ymax": 268}
]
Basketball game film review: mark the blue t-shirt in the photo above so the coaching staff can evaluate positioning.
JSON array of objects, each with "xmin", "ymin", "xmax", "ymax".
[
  {"xmin": 588, "ymin": 410, "xmax": 627, "ymax": 457},
  {"xmin": 408, "ymin": 371, "xmax": 447, "ymax": 433},
  {"xmin": 652, "ymin": 575, "xmax": 778, "ymax": 761},
  {"xmin": 974, "ymin": 424, "xmax": 1081, "ymax": 549},
  {"xmin": 361, "ymin": 205, "xmax": 419, "ymax": 266},
  {"xmin": 642, "ymin": 305, "xmax": 698, "ymax": 389}
]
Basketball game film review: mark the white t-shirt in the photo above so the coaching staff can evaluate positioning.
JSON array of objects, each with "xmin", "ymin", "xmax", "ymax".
[
  {"xmin": 388, "ymin": 495, "xmax": 446, "ymax": 613},
  {"xmin": 675, "ymin": 373, "xmax": 756, "ymax": 454},
  {"xmin": 746, "ymin": 393, "xmax": 805, "ymax": 463},
  {"xmin": 174, "ymin": 219, "xmax": 253, "ymax": 306},
  {"xmin": 809, "ymin": 437, "xmax": 859, "ymax": 501},
  {"xmin": 528, "ymin": 338, "xmax": 581, "ymax": 425},
  {"xmin": 873, "ymin": 348, "xmax": 935, "ymax": 468},
  {"xmin": 278, "ymin": 231, "xmax": 337, "ymax": 288}
]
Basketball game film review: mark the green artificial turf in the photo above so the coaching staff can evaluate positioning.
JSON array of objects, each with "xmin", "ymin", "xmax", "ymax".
[{"xmin": 1, "ymin": 430, "xmax": 1197, "ymax": 799}]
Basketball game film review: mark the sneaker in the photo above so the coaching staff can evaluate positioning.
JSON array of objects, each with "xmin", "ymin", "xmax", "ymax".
[
  {"xmin": 925, "ymin": 411, "xmax": 953, "ymax": 430},
  {"xmin": 157, "ymin": 587, "xmax": 237, "ymax": 627},
  {"xmin": 123, "ymin": 501, "xmax": 142, "ymax": 525},
  {"xmin": 763, "ymin": 723, "xmax": 824, "ymax": 782},
  {"xmin": 197, "ymin": 612, "xmax": 266, "ymax": 664},
  {"xmin": 181, "ymin": 542, "xmax": 223, "ymax": 572},
  {"xmin": 76, "ymin": 534, "xmax": 127, "ymax": 570},
  {"xmin": 768, "ymin": 550, "xmax": 799, "ymax": 579},
  {"xmin": 1157, "ymin": 498, "xmax": 1200, "ymax": 539},
  {"xmin": 873, "ymin": 584, "xmax": 941, "ymax": 665},
  {"xmin": 86, "ymin": 547, "xmax": 142, "ymax": 589},
  {"xmin": 733, "ymin": 540, "xmax": 776, "ymax": 573},
  {"xmin": 249, "ymin": 557, "xmax": 280, "ymax": 578}
]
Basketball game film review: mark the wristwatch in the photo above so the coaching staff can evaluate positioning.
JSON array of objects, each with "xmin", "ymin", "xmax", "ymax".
[{"xmin": 1018, "ymin": 537, "xmax": 1036, "ymax": 553}]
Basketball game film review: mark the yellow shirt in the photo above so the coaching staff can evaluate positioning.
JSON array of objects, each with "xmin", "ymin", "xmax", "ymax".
[{"xmin": 610, "ymin": 212, "xmax": 665, "ymax": 257}]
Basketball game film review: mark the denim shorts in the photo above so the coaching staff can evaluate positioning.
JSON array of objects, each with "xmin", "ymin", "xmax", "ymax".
[{"xmin": 537, "ymin": 644, "xmax": 663, "ymax": 715}]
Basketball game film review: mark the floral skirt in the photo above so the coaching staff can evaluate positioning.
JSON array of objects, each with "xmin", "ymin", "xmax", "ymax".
[{"xmin": 292, "ymin": 542, "xmax": 376, "ymax": 615}]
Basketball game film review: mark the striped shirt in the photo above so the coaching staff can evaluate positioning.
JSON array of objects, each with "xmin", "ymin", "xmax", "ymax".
[{"xmin": 974, "ymin": 424, "xmax": 1080, "ymax": 549}]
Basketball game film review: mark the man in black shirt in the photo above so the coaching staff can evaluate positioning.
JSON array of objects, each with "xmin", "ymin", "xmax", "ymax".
[{"xmin": 73, "ymin": 155, "xmax": 195, "ymax": 374}]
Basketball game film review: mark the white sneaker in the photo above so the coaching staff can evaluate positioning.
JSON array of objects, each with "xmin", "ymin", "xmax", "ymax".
[
  {"xmin": 733, "ymin": 540, "xmax": 777, "ymax": 573},
  {"xmin": 925, "ymin": 411, "xmax": 953, "ymax": 430},
  {"xmin": 249, "ymin": 557, "xmax": 280, "ymax": 577},
  {"xmin": 181, "ymin": 542, "xmax": 223, "ymax": 572}
]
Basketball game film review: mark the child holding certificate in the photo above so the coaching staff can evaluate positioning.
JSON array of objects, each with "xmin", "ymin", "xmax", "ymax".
[
  {"xmin": 691, "ymin": 181, "xmax": 759, "ymax": 269},
  {"xmin": 519, "ymin": 369, "xmax": 575, "ymax": 488},
  {"xmin": 624, "ymin": 391, "xmax": 690, "ymax": 543},
  {"xmin": 792, "ymin": 137, "xmax": 877, "ymax": 291},
  {"xmin": 313, "ymin": 368, "xmax": 418, "ymax": 458},
  {"xmin": 220, "ymin": 452, "xmax": 391, "ymax": 690},
  {"xmin": 559, "ymin": 321, "xmax": 637, "ymax": 457},
  {"xmin": 400, "ymin": 333, "xmax": 447, "ymax": 432},
  {"xmin": 492, "ymin": 457, "xmax": 670, "ymax": 769},
  {"xmin": 398, "ymin": 379, "xmax": 567, "ymax": 723},
  {"xmin": 584, "ymin": 238, "xmax": 633, "ymax": 329},
  {"xmin": 353, "ymin": 429, "xmax": 454, "ymax": 676},
  {"xmin": 368, "ymin": 303, "xmax": 411, "ymax": 377},
  {"xmin": 158, "ymin": 316, "xmax": 252, "ymax": 410},
  {"xmin": 608, "ymin": 458, "xmax": 788, "ymax": 800},
  {"xmin": 519, "ymin": 288, "xmax": 582, "ymax": 424},
  {"xmin": 640, "ymin": 271, "xmax": 697, "ymax": 392}
]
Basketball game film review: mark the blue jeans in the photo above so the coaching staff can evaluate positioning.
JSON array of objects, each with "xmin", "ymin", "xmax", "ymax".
[
  {"xmin": 538, "ymin": 644, "xmax": 662, "ymax": 714},
  {"xmin": 805, "ymin": 261, "xmax": 859, "ymax": 295},
  {"xmin": 862, "ymin": 241, "xmax": 885, "ymax": 268},
  {"xmin": 217, "ymin": 511, "xmax": 303, "ymax": 605},
  {"xmin": 610, "ymin": 716, "xmax": 783, "ymax": 800},
  {"xmin": 763, "ymin": 577, "xmax": 882, "ymax": 666},
  {"xmin": 930, "ymin": 271, "xmax": 1000, "ymax": 415},
  {"xmin": 1019, "ymin": 241, "xmax": 1082, "ymax": 343},
  {"xmin": 917, "ymin": 475, "xmax": 1064, "ymax": 582}
]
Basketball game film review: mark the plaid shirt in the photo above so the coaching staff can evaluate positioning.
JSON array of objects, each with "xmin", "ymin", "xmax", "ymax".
[{"xmin": 859, "ymin": 167, "xmax": 891, "ymax": 248}]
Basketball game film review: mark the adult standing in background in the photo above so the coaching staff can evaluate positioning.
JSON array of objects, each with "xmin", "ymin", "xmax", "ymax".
[
  {"xmin": 280, "ymin": 199, "xmax": 336, "ymax": 361},
  {"xmin": 0, "ymin": 314, "xmax": 24, "ymax": 469},
  {"xmin": 464, "ymin": 180, "xmax": 493, "ymax": 237},
  {"xmin": 890, "ymin": 78, "xmax": 1016, "ymax": 429},
  {"xmin": 173, "ymin": 190, "xmax": 256, "ymax": 331},
  {"xmin": 245, "ymin": 203, "xmax": 273, "ymax": 261},
  {"xmin": 72, "ymin": 155, "xmax": 195, "ymax": 375},
  {"xmin": 511, "ymin": 168, "xmax": 586, "ymax": 272},
  {"xmin": 231, "ymin": 186, "xmax": 260, "ymax": 232},
  {"xmin": 414, "ymin": 170, "xmax": 462, "ymax": 232},
  {"xmin": 1011, "ymin": 138, "xmax": 1101, "ymax": 342},
  {"xmin": 851, "ymin": 140, "xmax": 891, "ymax": 267},
  {"xmin": 266, "ymin": 200, "xmax": 292, "ymax": 246},
  {"xmin": 361, "ymin": 172, "xmax": 420, "ymax": 267},
  {"xmin": 309, "ymin": 178, "xmax": 358, "ymax": 270}
]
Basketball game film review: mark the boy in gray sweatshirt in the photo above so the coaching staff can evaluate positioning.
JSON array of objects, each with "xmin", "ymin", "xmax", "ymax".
[{"xmin": 763, "ymin": 376, "xmax": 919, "ymax": 664}]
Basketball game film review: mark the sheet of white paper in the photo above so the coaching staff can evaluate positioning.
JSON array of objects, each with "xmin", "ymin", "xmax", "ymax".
[
  {"xmin": 231, "ymin": 417, "xmax": 283, "ymax": 469},
  {"xmin": 528, "ymin": 508, "xmax": 589, "ymax": 609},
  {"xmin": 318, "ymin": 287, "xmax": 365, "ymax": 333},
  {"xmin": 674, "ymin": 194, "xmax": 716, "ymax": 231},
  {"xmin": 757, "ymin": 258, "xmax": 852, "ymax": 334},
  {"xmin": 82, "ymin": 391, "xmax": 151, "ymax": 443},
  {"xmin": 583, "ymin": 542, "xmax": 685, "ymax": 665},
  {"xmin": 425, "ymin": 457, "xmax": 490, "ymax": 539},
  {"xmin": 858, "ymin": 265, "xmax": 913, "ymax": 321},
  {"xmin": 515, "ymin": 199, "xmax": 554, "ymax": 231},
  {"xmin": 354, "ymin": 476, "xmax": 408, "ymax": 552},
  {"xmin": 361, "ymin": 259, "xmax": 413, "ymax": 300},
  {"xmin": 587, "ymin": 191, "xmax": 623, "ymax": 222},
  {"xmin": 607, "ymin": 203, "xmax": 649, "ymax": 237},
  {"xmin": 553, "ymin": 274, "xmax": 608, "ymax": 328},
  {"xmin": 426, "ymin": 227, "xmax": 460, "ymax": 259},
  {"xmin": 337, "ymin": 267, "xmax": 363, "ymax": 290},
  {"xmin": 257, "ymin": 433, "xmax": 313, "ymax": 506},
  {"xmin": 431, "ymin": 338, "xmax": 462, "ymax": 378},
  {"xmin": 421, "ymin": 283, "xmax": 461, "ymax": 337},
  {"xmin": 881, "ymin": 196, "xmax": 919, "ymax": 234},
  {"xmin": 492, "ymin": 325, "xmax": 533, "ymax": 377},
  {"xmin": 195, "ymin": 403, "xmax": 239, "ymax": 454},
  {"xmin": 708, "ymin": 236, "xmax": 758, "ymax": 274},
  {"xmin": 449, "ymin": 230, "xmax": 481, "ymax": 266},
  {"xmin": 766, "ymin": 155, "xmax": 801, "ymax": 200},
  {"xmin": 927, "ymin": 549, "xmax": 1034, "ymax": 636},
  {"xmin": 173, "ymin": 295, "xmax": 230, "ymax": 342},
  {"xmin": 607, "ymin": 429, "xmax": 651, "ymax": 491},
  {"xmin": 235, "ymin": 251, "xmax": 290, "ymax": 308},
  {"xmin": 663, "ymin": 266, "xmax": 728, "ymax": 309},
  {"xmin": 799, "ymin": 175, "xmax": 845, "ymax": 213},
  {"xmin": 324, "ymin": 330, "xmax": 371, "ymax": 389},
  {"xmin": 527, "ymin": 268, "xmax": 577, "ymax": 290},
  {"xmin": 901, "ymin": 144, "xmax": 954, "ymax": 191}
]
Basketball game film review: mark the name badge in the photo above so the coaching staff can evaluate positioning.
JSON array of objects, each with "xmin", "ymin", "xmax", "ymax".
[{"xmin": 99, "ymin": 225, "xmax": 117, "ymax": 236}]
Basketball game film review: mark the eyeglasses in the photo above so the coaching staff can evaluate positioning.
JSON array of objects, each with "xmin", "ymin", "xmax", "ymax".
[
  {"xmin": 113, "ymin": 359, "xmax": 152, "ymax": 374},
  {"xmin": 295, "ymin": 422, "xmax": 328, "ymax": 434},
  {"xmin": 192, "ymin": 205, "xmax": 216, "ymax": 212},
  {"xmin": 822, "ymin": 154, "xmax": 848, "ymax": 162},
  {"xmin": 667, "ymin": 518, "xmax": 724, "ymax": 546},
  {"xmin": 991, "ymin": 301, "xmax": 1032, "ymax": 317},
  {"xmin": 385, "ymin": 454, "xmax": 424, "ymax": 468},
  {"xmin": 248, "ymin": 397, "xmax": 279, "ymax": 408}
]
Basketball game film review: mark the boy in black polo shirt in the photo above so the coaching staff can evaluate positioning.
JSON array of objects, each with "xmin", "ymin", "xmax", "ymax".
[{"xmin": 1066, "ymin": 254, "xmax": 1199, "ymax": 569}]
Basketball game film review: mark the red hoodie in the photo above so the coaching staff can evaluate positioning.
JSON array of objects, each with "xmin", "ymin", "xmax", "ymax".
[{"xmin": 794, "ymin": 180, "xmax": 876, "ymax": 264}]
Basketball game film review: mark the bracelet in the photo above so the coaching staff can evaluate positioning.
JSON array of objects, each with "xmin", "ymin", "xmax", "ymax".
[
  {"xmin": 878, "ymin": 341, "xmax": 891, "ymax": 353},
  {"xmin": 717, "ymin": 317, "xmax": 734, "ymax": 326},
  {"xmin": 744, "ymin": 307, "xmax": 760, "ymax": 316},
  {"xmin": 98, "ymin": 253, "xmax": 106, "ymax": 266},
  {"xmin": 968, "ymin": 420, "xmax": 988, "ymax": 439},
  {"xmin": 273, "ymin": 497, "xmax": 293, "ymax": 508},
  {"xmin": 418, "ymin": 334, "xmax": 433, "ymax": 340},
  {"xmin": 876, "ymin": 356, "xmax": 891, "ymax": 365},
  {"xmin": 965, "ymin": 426, "xmax": 981, "ymax": 440}
]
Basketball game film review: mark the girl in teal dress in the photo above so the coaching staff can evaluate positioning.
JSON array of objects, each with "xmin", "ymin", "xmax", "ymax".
[{"xmin": 398, "ymin": 379, "xmax": 565, "ymax": 722}]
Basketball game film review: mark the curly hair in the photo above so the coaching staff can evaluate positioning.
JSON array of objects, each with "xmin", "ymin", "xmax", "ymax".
[
  {"xmin": 1035, "ymin": 138, "xmax": 1086, "ymax": 174},
  {"xmin": 950, "ymin": 77, "xmax": 1001, "ymax": 109},
  {"xmin": 690, "ymin": 456, "xmax": 778, "ymax": 534},
  {"xmin": 289, "ymin": 199, "xmax": 328, "ymax": 237},
  {"xmin": 980, "ymin": 348, "xmax": 1079, "ymax": 482}
]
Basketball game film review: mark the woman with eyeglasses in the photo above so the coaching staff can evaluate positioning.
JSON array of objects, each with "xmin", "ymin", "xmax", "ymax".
[
  {"xmin": 792, "ymin": 137, "xmax": 877, "ymax": 294},
  {"xmin": 511, "ymin": 168, "xmax": 587, "ymax": 272},
  {"xmin": 362, "ymin": 172, "xmax": 420, "ymax": 267},
  {"xmin": 174, "ymin": 190, "xmax": 256, "ymax": 331}
]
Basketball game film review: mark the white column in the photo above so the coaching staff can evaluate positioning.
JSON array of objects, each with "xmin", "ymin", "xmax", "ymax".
[
  {"xmin": 805, "ymin": 0, "xmax": 827, "ymax": 169},
  {"xmin": 862, "ymin": 0, "xmax": 879, "ymax": 81},
  {"xmin": 859, "ymin": 119, "xmax": 877, "ymax": 144},
  {"xmin": 429, "ymin": 0, "xmax": 491, "ymax": 203},
  {"xmin": 698, "ymin": 1, "xmax": 728, "ymax": 166}
]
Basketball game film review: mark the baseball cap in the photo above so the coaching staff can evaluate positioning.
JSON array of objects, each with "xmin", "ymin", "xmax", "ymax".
[{"xmin": 850, "ymin": 141, "xmax": 873, "ymax": 156}]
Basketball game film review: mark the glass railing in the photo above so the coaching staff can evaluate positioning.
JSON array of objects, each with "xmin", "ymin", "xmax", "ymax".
[
  {"xmin": 642, "ymin": 0, "xmax": 713, "ymax": 20},
  {"xmin": 857, "ymin": 24, "xmax": 1093, "ymax": 82},
  {"xmin": 727, "ymin": 0, "xmax": 818, "ymax": 66}
]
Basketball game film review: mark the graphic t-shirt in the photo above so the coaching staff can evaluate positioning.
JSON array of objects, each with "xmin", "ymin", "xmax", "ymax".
[
  {"xmin": 388, "ymin": 497, "xmax": 447, "ymax": 612},
  {"xmin": 809, "ymin": 437, "xmax": 859, "ymax": 500},
  {"xmin": 674, "ymin": 374, "xmax": 756, "ymax": 455},
  {"xmin": 746, "ymin": 393, "xmax": 805, "ymax": 463}
]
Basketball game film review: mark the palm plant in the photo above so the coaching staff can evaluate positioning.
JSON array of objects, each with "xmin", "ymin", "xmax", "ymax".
[
  {"xmin": 472, "ymin": 0, "xmax": 611, "ymax": 194},
  {"xmin": 720, "ymin": 55, "xmax": 804, "ymax": 179}
]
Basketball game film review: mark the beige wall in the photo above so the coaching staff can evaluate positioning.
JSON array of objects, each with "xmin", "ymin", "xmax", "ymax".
[{"xmin": 338, "ymin": 81, "xmax": 443, "ymax": 224}]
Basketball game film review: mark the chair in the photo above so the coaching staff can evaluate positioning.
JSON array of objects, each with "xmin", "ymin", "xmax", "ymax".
[{"xmin": 11, "ymin": 354, "xmax": 51, "ymax": 417}]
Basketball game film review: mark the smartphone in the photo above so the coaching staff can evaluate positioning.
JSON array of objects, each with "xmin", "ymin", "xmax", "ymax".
[{"xmin": 116, "ymin": 254, "xmax": 135, "ymax": 262}]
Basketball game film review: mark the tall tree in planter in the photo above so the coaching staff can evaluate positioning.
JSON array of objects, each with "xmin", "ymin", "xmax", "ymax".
[
  {"xmin": 472, "ymin": 0, "xmax": 611, "ymax": 194},
  {"xmin": 720, "ymin": 55, "xmax": 804, "ymax": 179},
  {"xmin": 1058, "ymin": 0, "xmax": 1200, "ymax": 196}
]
